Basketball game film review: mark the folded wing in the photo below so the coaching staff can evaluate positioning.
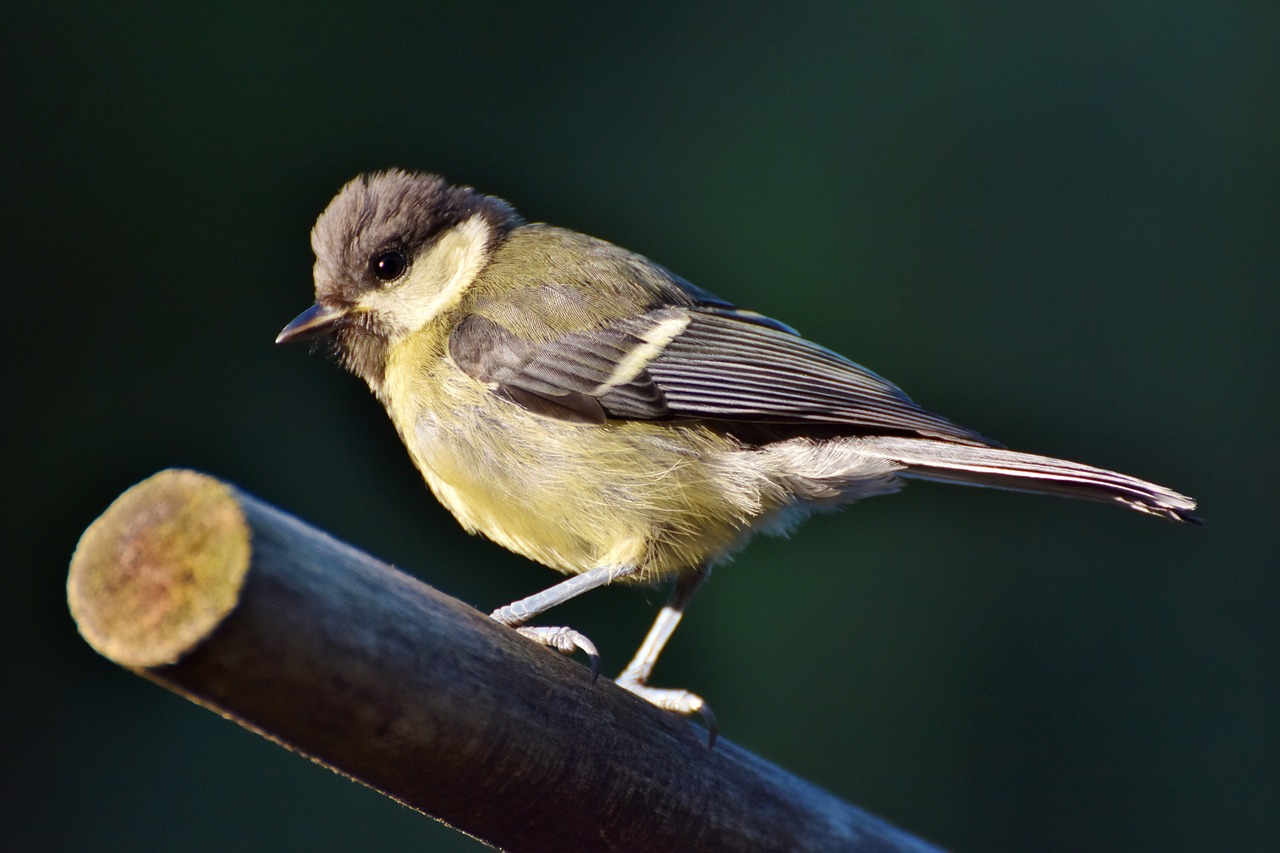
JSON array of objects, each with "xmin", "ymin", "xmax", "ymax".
[{"xmin": 449, "ymin": 304, "xmax": 991, "ymax": 446}]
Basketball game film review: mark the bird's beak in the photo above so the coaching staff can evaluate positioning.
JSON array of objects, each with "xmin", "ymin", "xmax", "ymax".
[{"xmin": 276, "ymin": 303, "xmax": 350, "ymax": 344}]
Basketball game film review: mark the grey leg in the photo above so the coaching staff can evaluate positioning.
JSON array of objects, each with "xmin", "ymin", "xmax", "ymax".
[
  {"xmin": 491, "ymin": 564, "xmax": 641, "ymax": 680},
  {"xmin": 616, "ymin": 567, "xmax": 717, "ymax": 744}
]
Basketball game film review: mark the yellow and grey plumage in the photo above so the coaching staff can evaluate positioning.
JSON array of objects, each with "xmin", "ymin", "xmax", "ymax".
[{"xmin": 279, "ymin": 170, "xmax": 1198, "ymax": 727}]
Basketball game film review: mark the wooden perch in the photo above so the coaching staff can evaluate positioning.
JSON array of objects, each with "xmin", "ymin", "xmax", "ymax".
[{"xmin": 68, "ymin": 469, "xmax": 943, "ymax": 852}]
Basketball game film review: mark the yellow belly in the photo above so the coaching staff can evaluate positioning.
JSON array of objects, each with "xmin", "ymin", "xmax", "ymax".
[{"xmin": 385, "ymin": 360, "xmax": 782, "ymax": 580}]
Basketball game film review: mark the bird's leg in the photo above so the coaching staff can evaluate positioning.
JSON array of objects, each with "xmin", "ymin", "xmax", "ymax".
[
  {"xmin": 616, "ymin": 565, "xmax": 717, "ymax": 745},
  {"xmin": 491, "ymin": 564, "xmax": 641, "ymax": 681}
]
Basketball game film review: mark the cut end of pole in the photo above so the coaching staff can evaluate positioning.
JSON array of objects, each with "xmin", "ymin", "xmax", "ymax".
[{"xmin": 68, "ymin": 469, "xmax": 252, "ymax": 668}]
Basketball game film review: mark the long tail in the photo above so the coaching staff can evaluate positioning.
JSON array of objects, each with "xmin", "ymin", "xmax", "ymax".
[{"xmin": 859, "ymin": 436, "xmax": 1200, "ymax": 523}]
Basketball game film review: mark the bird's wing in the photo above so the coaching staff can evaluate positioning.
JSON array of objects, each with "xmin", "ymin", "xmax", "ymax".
[{"xmin": 448, "ymin": 302, "xmax": 992, "ymax": 446}]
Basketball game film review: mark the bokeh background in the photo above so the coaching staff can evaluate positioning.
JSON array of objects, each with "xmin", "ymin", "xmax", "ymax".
[{"xmin": 6, "ymin": 3, "xmax": 1276, "ymax": 850}]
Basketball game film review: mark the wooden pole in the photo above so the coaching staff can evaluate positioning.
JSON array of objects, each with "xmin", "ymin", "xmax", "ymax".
[{"xmin": 68, "ymin": 469, "xmax": 943, "ymax": 853}]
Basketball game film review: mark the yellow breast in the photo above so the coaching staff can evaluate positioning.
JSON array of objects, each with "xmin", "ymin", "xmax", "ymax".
[{"xmin": 380, "ymin": 339, "xmax": 783, "ymax": 580}]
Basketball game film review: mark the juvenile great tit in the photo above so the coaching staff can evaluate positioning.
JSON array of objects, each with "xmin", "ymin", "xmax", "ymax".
[{"xmin": 278, "ymin": 170, "xmax": 1198, "ymax": 727}]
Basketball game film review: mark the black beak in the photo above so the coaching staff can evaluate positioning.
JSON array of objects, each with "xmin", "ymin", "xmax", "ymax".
[{"xmin": 275, "ymin": 303, "xmax": 350, "ymax": 344}]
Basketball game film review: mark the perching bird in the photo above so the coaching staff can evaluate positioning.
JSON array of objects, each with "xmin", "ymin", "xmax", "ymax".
[{"xmin": 278, "ymin": 170, "xmax": 1198, "ymax": 731}]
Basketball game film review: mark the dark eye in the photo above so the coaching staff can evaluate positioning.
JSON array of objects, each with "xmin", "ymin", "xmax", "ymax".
[{"xmin": 371, "ymin": 249, "xmax": 407, "ymax": 282}]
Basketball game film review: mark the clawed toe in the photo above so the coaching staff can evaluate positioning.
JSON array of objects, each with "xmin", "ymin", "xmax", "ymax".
[
  {"xmin": 616, "ymin": 679, "xmax": 718, "ymax": 748},
  {"xmin": 512, "ymin": 625, "xmax": 601, "ymax": 683}
]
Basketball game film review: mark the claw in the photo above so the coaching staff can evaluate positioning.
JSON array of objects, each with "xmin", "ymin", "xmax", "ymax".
[
  {"xmin": 513, "ymin": 625, "xmax": 601, "ymax": 683},
  {"xmin": 700, "ymin": 703, "xmax": 718, "ymax": 750}
]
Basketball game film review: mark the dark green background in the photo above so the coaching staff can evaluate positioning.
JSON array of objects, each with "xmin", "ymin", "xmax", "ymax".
[{"xmin": 7, "ymin": 3, "xmax": 1276, "ymax": 850}]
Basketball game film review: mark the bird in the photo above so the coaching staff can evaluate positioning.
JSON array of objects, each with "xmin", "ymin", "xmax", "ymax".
[{"xmin": 277, "ymin": 170, "xmax": 1198, "ymax": 735}]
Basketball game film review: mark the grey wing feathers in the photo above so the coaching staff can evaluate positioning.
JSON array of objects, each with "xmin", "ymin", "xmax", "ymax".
[
  {"xmin": 450, "ymin": 304, "xmax": 992, "ymax": 445},
  {"xmin": 648, "ymin": 313, "xmax": 990, "ymax": 445},
  {"xmin": 448, "ymin": 313, "xmax": 667, "ymax": 423}
]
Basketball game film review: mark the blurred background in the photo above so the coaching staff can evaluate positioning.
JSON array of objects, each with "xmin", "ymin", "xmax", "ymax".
[{"xmin": 5, "ymin": 2, "xmax": 1276, "ymax": 850}]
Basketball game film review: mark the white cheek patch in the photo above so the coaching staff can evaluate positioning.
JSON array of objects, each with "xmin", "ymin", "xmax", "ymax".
[{"xmin": 359, "ymin": 214, "xmax": 492, "ymax": 336}]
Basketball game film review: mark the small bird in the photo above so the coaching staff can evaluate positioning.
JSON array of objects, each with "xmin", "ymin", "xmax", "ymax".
[{"xmin": 278, "ymin": 170, "xmax": 1198, "ymax": 731}]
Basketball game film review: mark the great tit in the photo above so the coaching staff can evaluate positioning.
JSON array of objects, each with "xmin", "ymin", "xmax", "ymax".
[{"xmin": 278, "ymin": 170, "xmax": 1198, "ymax": 728}]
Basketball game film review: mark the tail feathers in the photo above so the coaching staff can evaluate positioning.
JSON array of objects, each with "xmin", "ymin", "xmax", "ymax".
[{"xmin": 860, "ymin": 436, "xmax": 1200, "ymax": 524}]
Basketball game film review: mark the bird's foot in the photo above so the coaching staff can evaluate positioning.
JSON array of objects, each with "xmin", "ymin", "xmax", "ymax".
[
  {"xmin": 505, "ymin": 624, "xmax": 601, "ymax": 683},
  {"xmin": 615, "ymin": 676, "xmax": 718, "ymax": 748}
]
